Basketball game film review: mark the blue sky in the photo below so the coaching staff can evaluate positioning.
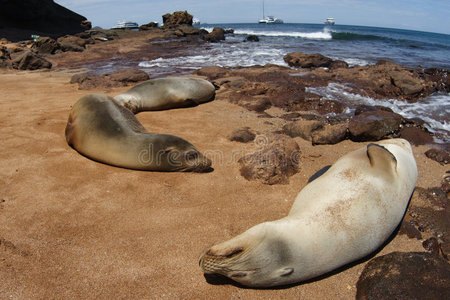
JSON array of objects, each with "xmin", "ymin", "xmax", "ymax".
[{"xmin": 55, "ymin": 0, "xmax": 450, "ymax": 34}]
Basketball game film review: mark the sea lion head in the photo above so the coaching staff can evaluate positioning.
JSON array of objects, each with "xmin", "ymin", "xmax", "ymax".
[
  {"xmin": 199, "ymin": 222, "xmax": 296, "ymax": 287},
  {"xmin": 138, "ymin": 134, "xmax": 212, "ymax": 172}
]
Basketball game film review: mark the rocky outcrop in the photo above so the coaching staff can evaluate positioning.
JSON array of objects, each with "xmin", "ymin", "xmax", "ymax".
[
  {"xmin": 425, "ymin": 148, "xmax": 450, "ymax": 165},
  {"xmin": 284, "ymin": 52, "xmax": 334, "ymax": 68},
  {"xmin": 0, "ymin": 0, "xmax": 88, "ymax": 42},
  {"xmin": 0, "ymin": 46, "xmax": 11, "ymax": 68},
  {"xmin": 162, "ymin": 11, "xmax": 193, "ymax": 27},
  {"xmin": 348, "ymin": 110, "xmax": 404, "ymax": 141},
  {"xmin": 238, "ymin": 134, "xmax": 300, "ymax": 185},
  {"xmin": 11, "ymin": 51, "xmax": 52, "ymax": 70},
  {"xmin": 400, "ymin": 186, "xmax": 449, "ymax": 256},
  {"xmin": 70, "ymin": 68, "xmax": 150, "ymax": 90},
  {"xmin": 139, "ymin": 22, "xmax": 158, "ymax": 31},
  {"xmin": 356, "ymin": 252, "xmax": 450, "ymax": 300},
  {"xmin": 31, "ymin": 37, "xmax": 60, "ymax": 55},
  {"xmin": 203, "ymin": 27, "xmax": 226, "ymax": 42}
]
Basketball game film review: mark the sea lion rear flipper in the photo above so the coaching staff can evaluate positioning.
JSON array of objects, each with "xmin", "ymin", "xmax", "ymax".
[{"xmin": 366, "ymin": 143, "xmax": 397, "ymax": 174}]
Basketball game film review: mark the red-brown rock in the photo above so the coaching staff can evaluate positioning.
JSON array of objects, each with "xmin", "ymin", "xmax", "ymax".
[
  {"xmin": 348, "ymin": 110, "xmax": 403, "ymax": 141},
  {"xmin": 162, "ymin": 11, "xmax": 193, "ymax": 27},
  {"xmin": 284, "ymin": 52, "xmax": 333, "ymax": 68},
  {"xmin": 11, "ymin": 51, "xmax": 52, "ymax": 70},
  {"xmin": 238, "ymin": 134, "xmax": 300, "ymax": 185},
  {"xmin": 399, "ymin": 126, "xmax": 434, "ymax": 146},
  {"xmin": 356, "ymin": 252, "xmax": 450, "ymax": 300},
  {"xmin": 425, "ymin": 148, "xmax": 450, "ymax": 165},
  {"xmin": 203, "ymin": 27, "xmax": 225, "ymax": 42}
]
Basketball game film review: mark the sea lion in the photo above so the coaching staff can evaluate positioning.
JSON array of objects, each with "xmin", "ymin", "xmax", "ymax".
[
  {"xmin": 199, "ymin": 138, "xmax": 418, "ymax": 287},
  {"xmin": 114, "ymin": 76, "xmax": 216, "ymax": 113},
  {"xmin": 65, "ymin": 94, "xmax": 212, "ymax": 172}
]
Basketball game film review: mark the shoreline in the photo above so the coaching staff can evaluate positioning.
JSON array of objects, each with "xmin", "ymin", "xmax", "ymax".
[{"xmin": 0, "ymin": 25, "xmax": 449, "ymax": 298}]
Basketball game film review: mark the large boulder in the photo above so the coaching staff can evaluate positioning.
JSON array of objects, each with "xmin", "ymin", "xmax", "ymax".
[
  {"xmin": 284, "ymin": 52, "xmax": 333, "ymax": 68},
  {"xmin": 348, "ymin": 110, "xmax": 403, "ymax": 141},
  {"xmin": 0, "ymin": 0, "xmax": 88, "ymax": 42},
  {"xmin": 238, "ymin": 134, "xmax": 301, "ymax": 185},
  {"xmin": 162, "ymin": 11, "xmax": 193, "ymax": 27},
  {"xmin": 31, "ymin": 36, "xmax": 60, "ymax": 55},
  {"xmin": 11, "ymin": 51, "xmax": 52, "ymax": 70},
  {"xmin": 356, "ymin": 252, "xmax": 450, "ymax": 300},
  {"xmin": 203, "ymin": 27, "xmax": 225, "ymax": 42},
  {"xmin": 57, "ymin": 35, "xmax": 91, "ymax": 52}
]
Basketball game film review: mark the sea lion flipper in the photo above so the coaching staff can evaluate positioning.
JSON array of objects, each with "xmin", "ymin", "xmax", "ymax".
[{"xmin": 366, "ymin": 143, "xmax": 397, "ymax": 173}]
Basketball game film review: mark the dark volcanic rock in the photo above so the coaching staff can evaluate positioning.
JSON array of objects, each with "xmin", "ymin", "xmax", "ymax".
[
  {"xmin": 311, "ymin": 123, "xmax": 348, "ymax": 145},
  {"xmin": 70, "ymin": 68, "xmax": 149, "ymax": 89},
  {"xmin": 0, "ymin": 46, "xmax": 11, "ymax": 68},
  {"xmin": 108, "ymin": 68, "xmax": 150, "ymax": 83},
  {"xmin": 348, "ymin": 110, "xmax": 403, "ymax": 141},
  {"xmin": 162, "ymin": 11, "xmax": 193, "ymax": 27},
  {"xmin": 356, "ymin": 252, "xmax": 450, "ymax": 300},
  {"xmin": 31, "ymin": 36, "xmax": 59, "ymax": 55},
  {"xmin": 229, "ymin": 127, "xmax": 256, "ymax": 143},
  {"xmin": 399, "ymin": 126, "xmax": 434, "ymax": 146},
  {"xmin": 139, "ymin": 22, "xmax": 158, "ymax": 30},
  {"xmin": 245, "ymin": 35, "xmax": 259, "ymax": 42},
  {"xmin": 57, "ymin": 35, "xmax": 91, "ymax": 52},
  {"xmin": 422, "ymin": 237, "xmax": 446, "ymax": 257},
  {"xmin": 203, "ymin": 27, "xmax": 226, "ymax": 42},
  {"xmin": 329, "ymin": 60, "xmax": 348, "ymax": 69},
  {"xmin": 11, "ymin": 51, "xmax": 52, "ymax": 70},
  {"xmin": 401, "ymin": 186, "xmax": 450, "ymax": 257},
  {"xmin": 283, "ymin": 52, "xmax": 333, "ymax": 68},
  {"xmin": 194, "ymin": 66, "xmax": 229, "ymax": 80},
  {"xmin": 0, "ymin": 0, "xmax": 88, "ymax": 42},
  {"xmin": 425, "ymin": 148, "xmax": 450, "ymax": 165},
  {"xmin": 238, "ymin": 134, "xmax": 300, "ymax": 185}
]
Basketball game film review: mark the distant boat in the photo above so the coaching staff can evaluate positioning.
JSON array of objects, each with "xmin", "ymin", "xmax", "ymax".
[
  {"xmin": 259, "ymin": 16, "xmax": 284, "ymax": 24},
  {"xmin": 193, "ymin": 18, "xmax": 200, "ymax": 25},
  {"xmin": 325, "ymin": 18, "xmax": 335, "ymax": 25},
  {"xmin": 112, "ymin": 21, "xmax": 139, "ymax": 29},
  {"xmin": 258, "ymin": 1, "xmax": 283, "ymax": 24}
]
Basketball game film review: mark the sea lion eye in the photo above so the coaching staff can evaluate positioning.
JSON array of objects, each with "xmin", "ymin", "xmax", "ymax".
[{"xmin": 186, "ymin": 152, "xmax": 198, "ymax": 160}]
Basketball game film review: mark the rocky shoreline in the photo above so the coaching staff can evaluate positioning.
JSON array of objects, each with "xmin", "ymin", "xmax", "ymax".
[{"xmin": 0, "ymin": 9, "xmax": 449, "ymax": 300}]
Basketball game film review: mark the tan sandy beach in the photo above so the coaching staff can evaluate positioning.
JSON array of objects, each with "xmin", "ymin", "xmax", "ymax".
[{"xmin": 0, "ymin": 68, "xmax": 447, "ymax": 299}]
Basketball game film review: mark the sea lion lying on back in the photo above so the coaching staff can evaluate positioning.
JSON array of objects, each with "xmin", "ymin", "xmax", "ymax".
[{"xmin": 199, "ymin": 139, "xmax": 418, "ymax": 287}]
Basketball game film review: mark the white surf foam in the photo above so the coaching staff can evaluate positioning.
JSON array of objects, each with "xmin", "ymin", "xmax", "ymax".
[
  {"xmin": 307, "ymin": 83, "xmax": 450, "ymax": 140},
  {"xmin": 201, "ymin": 27, "xmax": 332, "ymax": 40}
]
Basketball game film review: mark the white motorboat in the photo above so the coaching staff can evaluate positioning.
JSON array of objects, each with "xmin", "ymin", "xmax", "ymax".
[
  {"xmin": 112, "ymin": 21, "xmax": 139, "ymax": 29},
  {"xmin": 325, "ymin": 18, "xmax": 335, "ymax": 25}
]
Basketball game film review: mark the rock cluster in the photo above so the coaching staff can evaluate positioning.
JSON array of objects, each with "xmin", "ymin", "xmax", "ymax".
[
  {"xmin": 195, "ymin": 62, "xmax": 443, "ymax": 146},
  {"xmin": 162, "ymin": 11, "xmax": 193, "ymax": 27},
  {"xmin": 70, "ymin": 68, "xmax": 150, "ymax": 90}
]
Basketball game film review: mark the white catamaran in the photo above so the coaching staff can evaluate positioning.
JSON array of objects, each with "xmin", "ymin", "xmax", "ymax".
[{"xmin": 258, "ymin": 1, "xmax": 283, "ymax": 24}]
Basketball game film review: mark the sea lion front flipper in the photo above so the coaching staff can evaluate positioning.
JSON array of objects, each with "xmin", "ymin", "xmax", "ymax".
[{"xmin": 366, "ymin": 143, "xmax": 397, "ymax": 174}]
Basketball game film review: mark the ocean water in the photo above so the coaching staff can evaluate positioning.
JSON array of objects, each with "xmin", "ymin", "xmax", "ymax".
[{"xmin": 138, "ymin": 23, "xmax": 450, "ymax": 143}]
